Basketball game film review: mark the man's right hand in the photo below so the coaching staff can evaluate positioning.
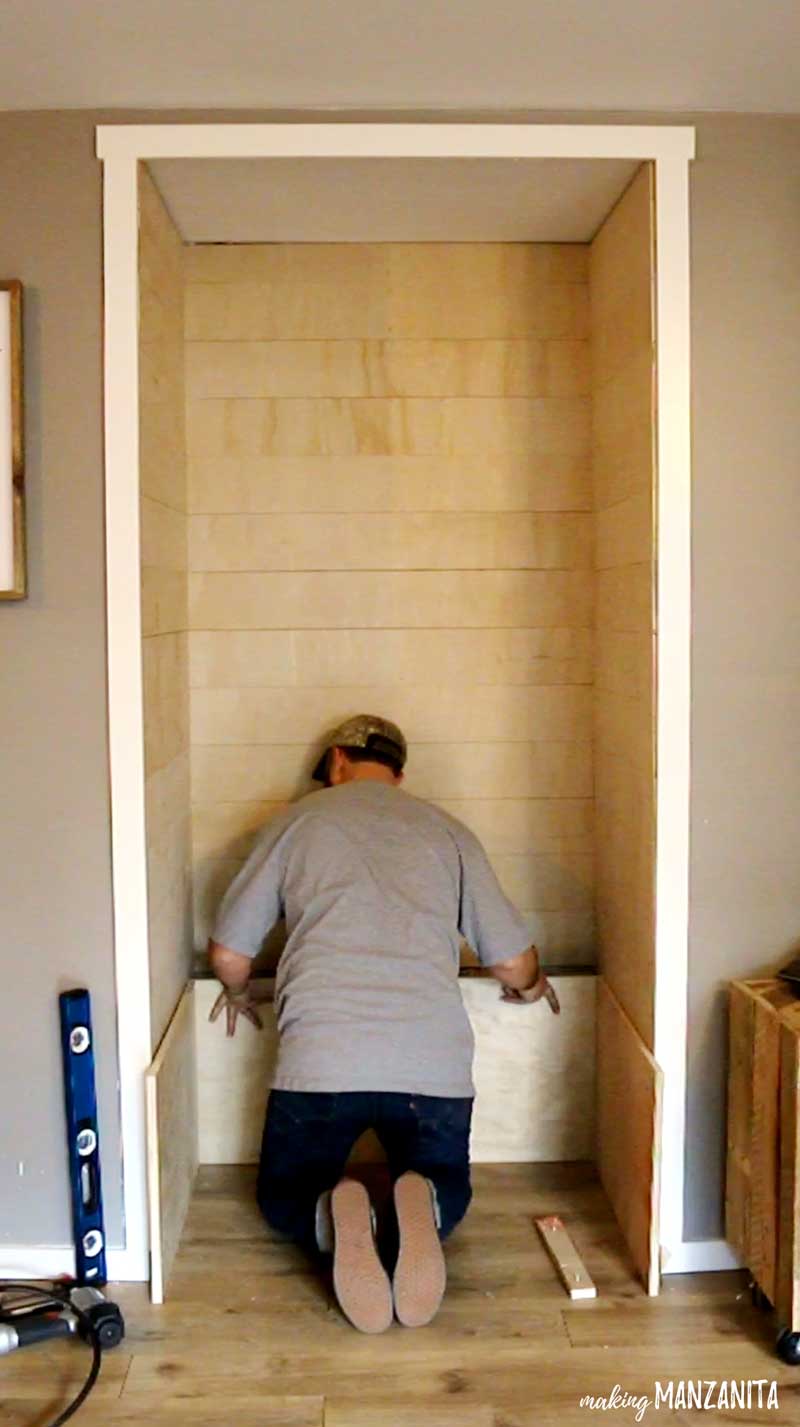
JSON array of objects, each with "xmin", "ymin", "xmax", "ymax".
[
  {"xmin": 501, "ymin": 975, "xmax": 561, "ymax": 1014},
  {"xmin": 209, "ymin": 985, "xmax": 264, "ymax": 1037}
]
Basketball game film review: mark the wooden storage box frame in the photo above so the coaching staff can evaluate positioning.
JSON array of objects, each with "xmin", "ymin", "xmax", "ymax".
[{"xmin": 727, "ymin": 978, "xmax": 800, "ymax": 1331}]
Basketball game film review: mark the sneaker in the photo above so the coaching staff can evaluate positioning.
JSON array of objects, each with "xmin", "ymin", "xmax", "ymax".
[
  {"xmin": 392, "ymin": 1171, "xmax": 446, "ymax": 1327},
  {"xmin": 330, "ymin": 1178, "xmax": 393, "ymax": 1334}
]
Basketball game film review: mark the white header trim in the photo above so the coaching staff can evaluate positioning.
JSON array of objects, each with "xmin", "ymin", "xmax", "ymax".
[{"xmin": 96, "ymin": 122, "xmax": 695, "ymax": 163}]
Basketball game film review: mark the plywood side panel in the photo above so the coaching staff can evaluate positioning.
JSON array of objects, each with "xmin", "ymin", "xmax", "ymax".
[
  {"xmin": 194, "ymin": 976, "xmax": 596, "ymax": 1166},
  {"xmin": 139, "ymin": 164, "xmax": 192, "ymax": 1052},
  {"xmin": 590, "ymin": 164, "xmax": 656, "ymax": 1050},
  {"xmin": 146, "ymin": 985, "xmax": 198, "ymax": 1304},
  {"xmin": 596, "ymin": 977, "xmax": 662, "ymax": 1295}
]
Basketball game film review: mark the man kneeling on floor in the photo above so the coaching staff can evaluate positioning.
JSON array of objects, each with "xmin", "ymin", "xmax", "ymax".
[{"xmin": 208, "ymin": 715, "xmax": 559, "ymax": 1334}]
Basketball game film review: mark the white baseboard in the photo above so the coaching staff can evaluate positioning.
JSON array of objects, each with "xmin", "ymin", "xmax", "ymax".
[
  {"xmin": 662, "ymin": 1238, "xmax": 743, "ymax": 1274},
  {"xmin": 0, "ymin": 1246, "xmax": 75, "ymax": 1279},
  {"xmin": 0, "ymin": 1245, "xmax": 148, "ymax": 1283}
]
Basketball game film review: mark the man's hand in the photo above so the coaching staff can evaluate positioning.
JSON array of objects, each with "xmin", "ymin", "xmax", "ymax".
[
  {"xmin": 209, "ymin": 985, "xmax": 264, "ymax": 1037},
  {"xmin": 207, "ymin": 941, "xmax": 263, "ymax": 1036},
  {"xmin": 501, "ymin": 974, "xmax": 561, "ymax": 1015},
  {"xmin": 489, "ymin": 945, "xmax": 559, "ymax": 1014}
]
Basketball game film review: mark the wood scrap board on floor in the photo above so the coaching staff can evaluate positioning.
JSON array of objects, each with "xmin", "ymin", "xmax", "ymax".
[
  {"xmin": 596, "ymin": 976, "xmax": 662, "ymax": 1295},
  {"xmin": 145, "ymin": 984, "xmax": 198, "ymax": 1304},
  {"xmin": 535, "ymin": 1214, "xmax": 597, "ymax": 1299},
  {"xmin": 536, "ymin": 1210, "xmax": 593, "ymax": 1301}
]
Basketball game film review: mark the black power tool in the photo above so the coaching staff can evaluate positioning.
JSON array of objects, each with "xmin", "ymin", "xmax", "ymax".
[
  {"xmin": 0, "ymin": 1283, "xmax": 125, "ymax": 1356},
  {"xmin": 0, "ymin": 1280, "xmax": 125, "ymax": 1427}
]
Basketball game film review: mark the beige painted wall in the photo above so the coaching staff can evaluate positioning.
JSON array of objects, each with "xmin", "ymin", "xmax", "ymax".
[
  {"xmin": 3, "ymin": 111, "xmax": 800, "ymax": 1247},
  {"xmin": 590, "ymin": 166, "xmax": 656, "ymax": 1049},
  {"xmin": 138, "ymin": 166, "xmax": 192, "ymax": 1051},
  {"xmin": 0, "ymin": 113, "xmax": 125, "ymax": 1247},
  {"xmin": 184, "ymin": 241, "xmax": 595, "ymax": 966},
  {"xmin": 684, "ymin": 115, "xmax": 800, "ymax": 1237}
]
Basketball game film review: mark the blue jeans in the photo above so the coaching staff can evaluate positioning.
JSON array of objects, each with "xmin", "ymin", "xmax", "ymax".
[{"xmin": 257, "ymin": 1089, "xmax": 473, "ymax": 1256}]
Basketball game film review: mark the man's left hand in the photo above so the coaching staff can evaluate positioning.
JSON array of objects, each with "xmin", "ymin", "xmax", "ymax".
[{"xmin": 209, "ymin": 985, "xmax": 264, "ymax": 1037}]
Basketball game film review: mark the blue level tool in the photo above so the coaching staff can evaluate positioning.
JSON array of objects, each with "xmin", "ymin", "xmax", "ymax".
[{"xmin": 59, "ymin": 989, "xmax": 107, "ymax": 1286}]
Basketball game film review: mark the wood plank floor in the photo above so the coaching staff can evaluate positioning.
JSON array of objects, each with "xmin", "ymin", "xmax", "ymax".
[{"xmin": 3, "ymin": 1164, "xmax": 797, "ymax": 1426}]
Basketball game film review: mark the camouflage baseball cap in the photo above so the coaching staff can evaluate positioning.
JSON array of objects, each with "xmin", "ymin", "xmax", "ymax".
[{"xmin": 311, "ymin": 714, "xmax": 408, "ymax": 782}]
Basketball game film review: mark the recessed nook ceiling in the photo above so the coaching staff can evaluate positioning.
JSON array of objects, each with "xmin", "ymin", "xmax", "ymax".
[{"xmin": 149, "ymin": 157, "xmax": 640, "ymax": 243}]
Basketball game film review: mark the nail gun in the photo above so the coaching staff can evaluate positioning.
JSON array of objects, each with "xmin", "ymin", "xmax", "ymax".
[{"xmin": 0, "ymin": 1282, "xmax": 125, "ymax": 1356}]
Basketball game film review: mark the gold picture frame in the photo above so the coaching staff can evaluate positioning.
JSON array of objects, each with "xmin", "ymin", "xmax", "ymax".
[{"xmin": 1, "ymin": 280, "xmax": 25, "ymax": 600}]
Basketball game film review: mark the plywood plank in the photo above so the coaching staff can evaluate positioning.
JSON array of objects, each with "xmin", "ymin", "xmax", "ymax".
[
  {"xmin": 187, "ymin": 452, "xmax": 591, "ymax": 516},
  {"xmin": 146, "ymin": 985, "xmax": 198, "ymax": 1304},
  {"xmin": 194, "ymin": 975, "xmax": 596, "ymax": 1166},
  {"xmin": 185, "ymin": 336, "xmax": 588, "ymax": 401},
  {"xmin": 190, "ymin": 683, "xmax": 592, "ymax": 748},
  {"xmin": 464, "ymin": 977, "xmax": 595, "ymax": 1162},
  {"xmin": 191, "ymin": 740, "xmax": 593, "ymax": 805},
  {"xmin": 191, "ymin": 796, "xmax": 593, "ymax": 864},
  {"xmin": 188, "ymin": 568, "xmax": 593, "ymax": 633},
  {"xmin": 596, "ymin": 977, "xmax": 662, "ymax": 1295},
  {"xmin": 188, "ymin": 626, "xmax": 594, "ymax": 691},
  {"xmin": 188, "ymin": 510, "xmax": 592, "ymax": 574},
  {"xmin": 185, "ymin": 394, "xmax": 590, "ymax": 461}
]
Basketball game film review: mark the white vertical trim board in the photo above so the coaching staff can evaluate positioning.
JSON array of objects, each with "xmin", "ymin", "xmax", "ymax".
[
  {"xmin": 102, "ymin": 156, "xmax": 152, "ymax": 1284},
  {"xmin": 652, "ymin": 155, "xmax": 693, "ymax": 1272},
  {"xmin": 98, "ymin": 124, "xmax": 697, "ymax": 1286}
]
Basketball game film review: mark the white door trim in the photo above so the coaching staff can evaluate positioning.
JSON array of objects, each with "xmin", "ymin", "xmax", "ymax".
[
  {"xmin": 97, "ymin": 121, "xmax": 696, "ymax": 1283},
  {"xmin": 101, "ymin": 154, "xmax": 152, "ymax": 1283},
  {"xmin": 651, "ymin": 155, "xmax": 693, "ymax": 1274}
]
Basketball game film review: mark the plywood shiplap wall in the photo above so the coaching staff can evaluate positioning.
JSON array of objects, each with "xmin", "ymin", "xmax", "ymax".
[
  {"xmin": 184, "ymin": 242, "xmax": 595, "ymax": 965},
  {"xmin": 139, "ymin": 167, "xmax": 192, "ymax": 1049},
  {"xmin": 590, "ymin": 166, "xmax": 657, "ymax": 1047}
]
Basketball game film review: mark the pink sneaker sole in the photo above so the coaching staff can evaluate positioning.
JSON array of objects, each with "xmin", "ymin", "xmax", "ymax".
[
  {"xmin": 392, "ymin": 1171, "xmax": 446, "ymax": 1327},
  {"xmin": 331, "ymin": 1179, "xmax": 393, "ymax": 1334}
]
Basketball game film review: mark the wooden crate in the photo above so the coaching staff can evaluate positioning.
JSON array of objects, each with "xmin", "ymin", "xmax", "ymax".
[{"xmin": 727, "ymin": 979, "xmax": 800, "ymax": 1330}]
